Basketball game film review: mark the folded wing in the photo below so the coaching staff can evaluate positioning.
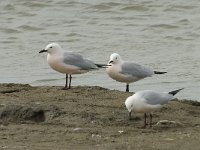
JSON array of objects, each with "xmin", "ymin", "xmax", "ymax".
[
  {"xmin": 121, "ymin": 62, "xmax": 154, "ymax": 78},
  {"xmin": 62, "ymin": 51, "xmax": 98, "ymax": 70}
]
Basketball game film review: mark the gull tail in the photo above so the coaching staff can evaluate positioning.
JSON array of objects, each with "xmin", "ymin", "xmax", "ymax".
[
  {"xmin": 168, "ymin": 88, "xmax": 184, "ymax": 96},
  {"xmin": 95, "ymin": 64, "xmax": 111, "ymax": 68},
  {"xmin": 154, "ymin": 71, "xmax": 167, "ymax": 74}
]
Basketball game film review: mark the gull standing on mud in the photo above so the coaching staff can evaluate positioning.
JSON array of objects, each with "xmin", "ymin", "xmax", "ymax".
[
  {"xmin": 39, "ymin": 43, "xmax": 107, "ymax": 89},
  {"xmin": 106, "ymin": 53, "xmax": 167, "ymax": 92},
  {"xmin": 125, "ymin": 88, "xmax": 184, "ymax": 128}
]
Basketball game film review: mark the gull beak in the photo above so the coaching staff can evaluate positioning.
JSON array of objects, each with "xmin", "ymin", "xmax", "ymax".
[
  {"xmin": 39, "ymin": 49, "xmax": 47, "ymax": 53},
  {"xmin": 109, "ymin": 60, "xmax": 113, "ymax": 64},
  {"xmin": 103, "ymin": 64, "xmax": 112, "ymax": 68}
]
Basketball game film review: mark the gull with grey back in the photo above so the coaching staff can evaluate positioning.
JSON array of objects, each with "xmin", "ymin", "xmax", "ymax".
[
  {"xmin": 106, "ymin": 53, "xmax": 167, "ymax": 92},
  {"xmin": 125, "ymin": 88, "xmax": 184, "ymax": 128},
  {"xmin": 39, "ymin": 43, "xmax": 107, "ymax": 89}
]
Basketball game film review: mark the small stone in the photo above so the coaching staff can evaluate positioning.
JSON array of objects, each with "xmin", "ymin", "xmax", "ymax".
[
  {"xmin": 118, "ymin": 130, "xmax": 124, "ymax": 134},
  {"xmin": 155, "ymin": 120, "xmax": 183, "ymax": 128},
  {"xmin": 165, "ymin": 138, "xmax": 174, "ymax": 141},
  {"xmin": 73, "ymin": 128, "xmax": 82, "ymax": 131}
]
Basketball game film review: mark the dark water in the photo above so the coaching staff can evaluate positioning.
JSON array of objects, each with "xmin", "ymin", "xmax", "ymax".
[{"xmin": 0, "ymin": 0, "xmax": 200, "ymax": 100}]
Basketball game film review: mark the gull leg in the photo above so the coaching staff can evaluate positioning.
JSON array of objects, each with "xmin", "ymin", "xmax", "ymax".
[
  {"xmin": 129, "ymin": 111, "xmax": 132, "ymax": 120},
  {"xmin": 62, "ymin": 74, "xmax": 68, "ymax": 90},
  {"xmin": 149, "ymin": 113, "xmax": 153, "ymax": 127},
  {"xmin": 69, "ymin": 75, "xmax": 72, "ymax": 89},
  {"xmin": 143, "ymin": 113, "xmax": 147, "ymax": 128},
  {"xmin": 126, "ymin": 84, "xmax": 129, "ymax": 92}
]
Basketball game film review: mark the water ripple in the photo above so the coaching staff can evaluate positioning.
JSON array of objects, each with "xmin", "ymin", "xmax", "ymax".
[
  {"xmin": 87, "ymin": 4, "xmax": 112, "ymax": 10},
  {"xmin": 0, "ymin": 28, "xmax": 21, "ymax": 33},
  {"xmin": 150, "ymin": 24, "xmax": 179, "ymax": 29},
  {"xmin": 20, "ymin": 1, "xmax": 52, "ymax": 8},
  {"xmin": 121, "ymin": 5, "xmax": 149, "ymax": 11},
  {"xmin": 17, "ymin": 25, "xmax": 44, "ymax": 31}
]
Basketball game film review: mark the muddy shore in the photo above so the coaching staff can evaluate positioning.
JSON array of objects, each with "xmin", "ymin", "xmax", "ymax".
[{"xmin": 0, "ymin": 83, "xmax": 200, "ymax": 150}]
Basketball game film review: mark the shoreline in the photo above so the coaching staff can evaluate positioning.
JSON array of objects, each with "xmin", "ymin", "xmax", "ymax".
[{"xmin": 0, "ymin": 83, "xmax": 200, "ymax": 149}]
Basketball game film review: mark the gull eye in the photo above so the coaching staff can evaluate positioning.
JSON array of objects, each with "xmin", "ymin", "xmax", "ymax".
[{"xmin": 50, "ymin": 46, "xmax": 53, "ymax": 48}]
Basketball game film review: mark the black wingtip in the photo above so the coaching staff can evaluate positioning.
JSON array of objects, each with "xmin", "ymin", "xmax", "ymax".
[
  {"xmin": 95, "ymin": 64, "xmax": 111, "ymax": 68},
  {"xmin": 154, "ymin": 71, "xmax": 167, "ymax": 74},
  {"xmin": 168, "ymin": 88, "xmax": 184, "ymax": 96}
]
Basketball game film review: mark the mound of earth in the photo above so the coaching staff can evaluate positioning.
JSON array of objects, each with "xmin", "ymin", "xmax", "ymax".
[{"xmin": 0, "ymin": 83, "xmax": 200, "ymax": 150}]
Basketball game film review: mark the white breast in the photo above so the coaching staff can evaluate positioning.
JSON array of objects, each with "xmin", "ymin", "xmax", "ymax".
[{"xmin": 47, "ymin": 54, "xmax": 85, "ymax": 74}]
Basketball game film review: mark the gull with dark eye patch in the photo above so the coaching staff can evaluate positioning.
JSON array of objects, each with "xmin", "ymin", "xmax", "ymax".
[
  {"xmin": 39, "ymin": 43, "xmax": 108, "ymax": 89},
  {"xmin": 106, "ymin": 53, "xmax": 167, "ymax": 92}
]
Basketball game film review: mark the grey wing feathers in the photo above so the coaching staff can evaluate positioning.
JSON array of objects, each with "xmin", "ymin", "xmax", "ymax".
[
  {"xmin": 121, "ymin": 62, "xmax": 154, "ymax": 78},
  {"xmin": 62, "ymin": 52, "xmax": 97, "ymax": 70},
  {"xmin": 140, "ymin": 91, "xmax": 171, "ymax": 105}
]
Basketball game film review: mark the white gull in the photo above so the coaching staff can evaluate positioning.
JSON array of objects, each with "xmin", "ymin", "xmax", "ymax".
[
  {"xmin": 106, "ymin": 53, "xmax": 167, "ymax": 92},
  {"xmin": 125, "ymin": 88, "xmax": 184, "ymax": 128},
  {"xmin": 39, "ymin": 43, "xmax": 106, "ymax": 89}
]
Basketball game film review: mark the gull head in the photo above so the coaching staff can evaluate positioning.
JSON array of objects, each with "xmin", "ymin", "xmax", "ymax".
[
  {"xmin": 39, "ymin": 43, "xmax": 62, "ymax": 54},
  {"xmin": 125, "ymin": 96, "xmax": 134, "ymax": 112},
  {"xmin": 108, "ymin": 53, "xmax": 122, "ymax": 65}
]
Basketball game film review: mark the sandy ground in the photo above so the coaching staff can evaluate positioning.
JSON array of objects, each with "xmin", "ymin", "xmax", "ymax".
[{"xmin": 0, "ymin": 83, "xmax": 200, "ymax": 150}]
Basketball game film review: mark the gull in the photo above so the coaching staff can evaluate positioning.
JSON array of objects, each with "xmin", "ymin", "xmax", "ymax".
[
  {"xmin": 106, "ymin": 53, "xmax": 167, "ymax": 92},
  {"xmin": 39, "ymin": 43, "xmax": 107, "ymax": 89},
  {"xmin": 125, "ymin": 88, "xmax": 184, "ymax": 128}
]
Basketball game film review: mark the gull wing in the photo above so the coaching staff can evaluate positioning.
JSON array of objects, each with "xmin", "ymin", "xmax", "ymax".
[
  {"xmin": 121, "ymin": 62, "xmax": 154, "ymax": 78},
  {"xmin": 136, "ymin": 90, "xmax": 172, "ymax": 105},
  {"xmin": 62, "ymin": 51, "xmax": 97, "ymax": 70}
]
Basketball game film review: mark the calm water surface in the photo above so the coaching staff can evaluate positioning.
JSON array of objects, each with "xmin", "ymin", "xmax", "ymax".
[{"xmin": 0, "ymin": 0, "xmax": 200, "ymax": 100}]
